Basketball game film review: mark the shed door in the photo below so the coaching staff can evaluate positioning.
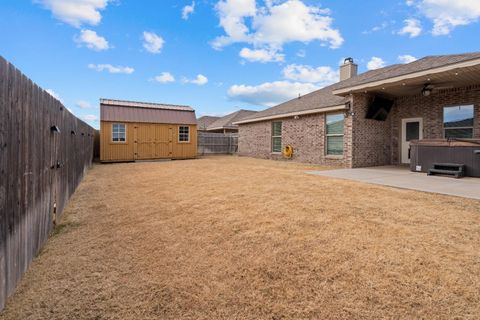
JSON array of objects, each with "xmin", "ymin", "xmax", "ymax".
[{"xmin": 134, "ymin": 124, "xmax": 171, "ymax": 160}]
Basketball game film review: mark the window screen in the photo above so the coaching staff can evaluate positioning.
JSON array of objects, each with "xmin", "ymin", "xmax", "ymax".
[
  {"xmin": 271, "ymin": 122, "xmax": 282, "ymax": 153},
  {"xmin": 179, "ymin": 126, "xmax": 190, "ymax": 142},
  {"xmin": 326, "ymin": 113, "xmax": 344, "ymax": 155},
  {"xmin": 112, "ymin": 123, "xmax": 126, "ymax": 142},
  {"xmin": 444, "ymin": 105, "xmax": 474, "ymax": 139}
]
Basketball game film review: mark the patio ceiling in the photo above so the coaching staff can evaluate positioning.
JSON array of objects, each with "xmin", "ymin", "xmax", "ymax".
[{"xmin": 336, "ymin": 63, "xmax": 480, "ymax": 98}]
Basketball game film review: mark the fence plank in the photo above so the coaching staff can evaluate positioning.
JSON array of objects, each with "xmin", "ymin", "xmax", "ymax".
[
  {"xmin": 0, "ymin": 56, "xmax": 8, "ymax": 310},
  {"xmin": 0, "ymin": 56, "xmax": 95, "ymax": 310}
]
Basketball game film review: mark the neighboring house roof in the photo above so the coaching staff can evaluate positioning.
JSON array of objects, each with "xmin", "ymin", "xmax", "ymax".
[
  {"xmin": 100, "ymin": 98, "xmax": 197, "ymax": 125},
  {"xmin": 235, "ymin": 52, "xmax": 480, "ymax": 125},
  {"xmin": 197, "ymin": 116, "xmax": 220, "ymax": 130},
  {"xmin": 207, "ymin": 110, "xmax": 258, "ymax": 130},
  {"xmin": 333, "ymin": 52, "xmax": 480, "ymax": 95}
]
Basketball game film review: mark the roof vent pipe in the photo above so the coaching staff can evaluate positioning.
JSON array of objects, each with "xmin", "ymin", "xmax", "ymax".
[{"xmin": 340, "ymin": 57, "xmax": 358, "ymax": 82}]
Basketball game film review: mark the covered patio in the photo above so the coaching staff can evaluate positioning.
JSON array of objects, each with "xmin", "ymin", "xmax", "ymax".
[
  {"xmin": 334, "ymin": 53, "xmax": 480, "ymax": 171},
  {"xmin": 307, "ymin": 166, "xmax": 480, "ymax": 200}
]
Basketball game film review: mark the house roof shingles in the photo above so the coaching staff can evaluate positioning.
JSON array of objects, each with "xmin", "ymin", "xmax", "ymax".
[
  {"xmin": 237, "ymin": 83, "xmax": 347, "ymax": 123},
  {"xmin": 238, "ymin": 52, "xmax": 480, "ymax": 124}
]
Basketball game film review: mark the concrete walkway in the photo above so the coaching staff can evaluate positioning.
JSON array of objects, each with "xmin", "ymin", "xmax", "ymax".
[{"xmin": 307, "ymin": 166, "xmax": 480, "ymax": 200}]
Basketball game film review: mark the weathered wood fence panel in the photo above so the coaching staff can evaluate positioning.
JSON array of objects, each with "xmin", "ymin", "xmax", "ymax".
[
  {"xmin": 197, "ymin": 132, "xmax": 238, "ymax": 155},
  {"xmin": 0, "ymin": 56, "xmax": 95, "ymax": 310}
]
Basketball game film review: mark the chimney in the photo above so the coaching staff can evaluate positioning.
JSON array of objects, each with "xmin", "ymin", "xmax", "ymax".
[{"xmin": 340, "ymin": 57, "xmax": 358, "ymax": 81}]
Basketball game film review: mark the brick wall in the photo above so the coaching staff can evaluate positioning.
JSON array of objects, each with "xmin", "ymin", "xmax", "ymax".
[
  {"xmin": 238, "ymin": 112, "xmax": 351, "ymax": 166},
  {"xmin": 350, "ymin": 93, "xmax": 392, "ymax": 168},
  {"xmin": 391, "ymin": 85, "xmax": 480, "ymax": 164},
  {"xmin": 238, "ymin": 85, "xmax": 480, "ymax": 168}
]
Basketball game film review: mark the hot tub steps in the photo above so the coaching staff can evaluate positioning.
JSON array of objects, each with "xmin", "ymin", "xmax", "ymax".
[{"xmin": 428, "ymin": 163, "xmax": 465, "ymax": 178}]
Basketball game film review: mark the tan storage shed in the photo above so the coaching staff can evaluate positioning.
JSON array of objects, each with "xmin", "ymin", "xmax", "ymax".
[{"xmin": 100, "ymin": 99, "xmax": 197, "ymax": 162}]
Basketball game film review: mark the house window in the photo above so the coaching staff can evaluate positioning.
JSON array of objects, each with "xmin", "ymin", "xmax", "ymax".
[
  {"xmin": 179, "ymin": 126, "xmax": 190, "ymax": 142},
  {"xmin": 112, "ymin": 123, "xmax": 126, "ymax": 142},
  {"xmin": 444, "ymin": 105, "xmax": 474, "ymax": 139},
  {"xmin": 326, "ymin": 113, "xmax": 344, "ymax": 155},
  {"xmin": 271, "ymin": 121, "xmax": 282, "ymax": 153}
]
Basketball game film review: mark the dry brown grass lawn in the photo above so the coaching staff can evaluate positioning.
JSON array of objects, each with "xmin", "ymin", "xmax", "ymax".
[{"xmin": 1, "ymin": 156, "xmax": 479, "ymax": 319}]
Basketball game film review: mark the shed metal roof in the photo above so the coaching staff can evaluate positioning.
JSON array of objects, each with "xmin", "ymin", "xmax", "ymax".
[{"xmin": 100, "ymin": 98, "xmax": 197, "ymax": 125}]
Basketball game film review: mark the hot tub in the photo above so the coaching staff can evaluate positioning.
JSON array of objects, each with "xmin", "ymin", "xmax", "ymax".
[{"xmin": 410, "ymin": 139, "xmax": 480, "ymax": 177}]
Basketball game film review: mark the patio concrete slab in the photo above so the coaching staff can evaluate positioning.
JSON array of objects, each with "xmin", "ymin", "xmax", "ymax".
[{"xmin": 306, "ymin": 166, "xmax": 480, "ymax": 200}]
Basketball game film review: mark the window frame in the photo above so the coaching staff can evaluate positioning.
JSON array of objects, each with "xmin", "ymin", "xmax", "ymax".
[
  {"xmin": 325, "ymin": 112, "xmax": 345, "ymax": 156},
  {"xmin": 271, "ymin": 121, "xmax": 282, "ymax": 153},
  {"xmin": 111, "ymin": 123, "xmax": 127, "ymax": 143},
  {"xmin": 443, "ymin": 104, "xmax": 474, "ymax": 139},
  {"xmin": 178, "ymin": 125, "xmax": 190, "ymax": 143}
]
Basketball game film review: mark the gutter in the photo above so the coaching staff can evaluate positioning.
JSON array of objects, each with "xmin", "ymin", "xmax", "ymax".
[
  {"xmin": 232, "ymin": 104, "xmax": 347, "ymax": 125},
  {"xmin": 332, "ymin": 58, "xmax": 480, "ymax": 95}
]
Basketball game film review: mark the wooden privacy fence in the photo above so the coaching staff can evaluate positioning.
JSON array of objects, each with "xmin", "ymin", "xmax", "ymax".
[
  {"xmin": 0, "ymin": 56, "xmax": 95, "ymax": 310},
  {"xmin": 197, "ymin": 132, "xmax": 238, "ymax": 155}
]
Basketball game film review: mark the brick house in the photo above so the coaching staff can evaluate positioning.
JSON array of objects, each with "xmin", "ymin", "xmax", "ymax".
[{"xmin": 234, "ymin": 52, "xmax": 480, "ymax": 169}]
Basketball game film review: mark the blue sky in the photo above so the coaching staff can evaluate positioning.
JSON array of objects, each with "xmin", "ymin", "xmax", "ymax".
[{"xmin": 1, "ymin": 0, "xmax": 479, "ymax": 128}]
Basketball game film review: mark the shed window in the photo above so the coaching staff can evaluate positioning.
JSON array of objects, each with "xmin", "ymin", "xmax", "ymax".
[
  {"xmin": 112, "ymin": 123, "xmax": 126, "ymax": 142},
  {"xmin": 444, "ymin": 105, "xmax": 474, "ymax": 139},
  {"xmin": 179, "ymin": 126, "xmax": 190, "ymax": 142},
  {"xmin": 326, "ymin": 113, "xmax": 344, "ymax": 155},
  {"xmin": 271, "ymin": 121, "xmax": 282, "ymax": 153}
]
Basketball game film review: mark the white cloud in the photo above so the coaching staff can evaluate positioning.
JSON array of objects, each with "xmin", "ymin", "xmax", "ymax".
[
  {"xmin": 239, "ymin": 47, "xmax": 284, "ymax": 63},
  {"xmin": 367, "ymin": 57, "xmax": 386, "ymax": 70},
  {"xmin": 75, "ymin": 29, "xmax": 110, "ymax": 50},
  {"xmin": 35, "ymin": 0, "xmax": 110, "ymax": 28},
  {"xmin": 154, "ymin": 72, "xmax": 175, "ymax": 83},
  {"xmin": 398, "ymin": 54, "xmax": 418, "ymax": 63},
  {"xmin": 88, "ymin": 64, "xmax": 134, "ymax": 74},
  {"xmin": 142, "ymin": 31, "xmax": 164, "ymax": 54},
  {"xmin": 282, "ymin": 64, "xmax": 338, "ymax": 86},
  {"xmin": 398, "ymin": 18, "xmax": 422, "ymax": 37},
  {"xmin": 212, "ymin": 0, "xmax": 256, "ymax": 49},
  {"xmin": 182, "ymin": 1, "xmax": 195, "ymax": 20},
  {"xmin": 76, "ymin": 100, "xmax": 93, "ymax": 109},
  {"xmin": 228, "ymin": 81, "xmax": 318, "ymax": 107},
  {"xmin": 183, "ymin": 74, "xmax": 208, "ymax": 86},
  {"xmin": 46, "ymin": 89, "xmax": 64, "ymax": 103},
  {"xmin": 212, "ymin": 0, "xmax": 343, "ymax": 55},
  {"xmin": 82, "ymin": 114, "xmax": 98, "ymax": 122},
  {"xmin": 409, "ymin": 0, "xmax": 480, "ymax": 35}
]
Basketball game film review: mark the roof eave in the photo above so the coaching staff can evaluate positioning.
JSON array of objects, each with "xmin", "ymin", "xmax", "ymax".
[
  {"xmin": 233, "ymin": 104, "xmax": 347, "ymax": 125},
  {"xmin": 332, "ymin": 58, "xmax": 480, "ymax": 96}
]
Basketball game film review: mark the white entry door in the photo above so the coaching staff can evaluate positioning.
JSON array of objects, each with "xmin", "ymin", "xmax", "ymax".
[{"xmin": 401, "ymin": 118, "xmax": 423, "ymax": 164}]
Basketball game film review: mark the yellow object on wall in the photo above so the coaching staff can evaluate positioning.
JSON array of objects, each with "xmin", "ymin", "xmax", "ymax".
[{"xmin": 283, "ymin": 145, "xmax": 294, "ymax": 158}]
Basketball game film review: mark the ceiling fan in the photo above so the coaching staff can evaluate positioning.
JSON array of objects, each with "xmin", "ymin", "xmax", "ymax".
[{"xmin": 421, "ymin": 82, "xmax": 454, "ymax": 96}]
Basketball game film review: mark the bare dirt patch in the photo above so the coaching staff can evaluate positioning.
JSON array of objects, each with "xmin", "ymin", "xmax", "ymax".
[{"xmin": 1, "ymin": 156, "xmax": 479, "ymax": 319}]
